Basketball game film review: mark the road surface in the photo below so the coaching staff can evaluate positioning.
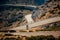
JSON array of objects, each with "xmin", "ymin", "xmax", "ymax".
[
  {"xmin": 5, "ymin": 31, "xmax": 60, "ymax": 37},
  {"xmin": 3, "ymin": 4, "xmax": 37, "ymax": 8},
  {"xmin": 25, "ymin": 14, "xmax": 34, "ymax": 24},
  {"xmin": 9, "ymin": 17, "xmax": 60, "ymax": 30}
]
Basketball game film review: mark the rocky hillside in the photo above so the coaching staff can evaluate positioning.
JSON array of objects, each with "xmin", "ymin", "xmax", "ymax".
[
  {"xmin": 31, "ymin": 0, "xmax": 60, "ymax": 30},
  {"xmin": 0, "ymin": 0, "xmax": 60, "ymax": 29},
  {"xmin": 0, "ymin": 5, "xmax": 33, "ymax": 28},
  {"xmin": 0, "ymin": 7, "xmax": 24, "ymax": 28},
  {"xmin": 32, "ymin": 0, "xmax": 60, "ymax": 21}
]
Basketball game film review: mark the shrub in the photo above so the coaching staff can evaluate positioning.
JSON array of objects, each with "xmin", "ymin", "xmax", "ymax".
[
  {"xmin": 46, "ymin": 35, "xmax": 55, "ymax": 40},
  {"xmin": 4, "ymin": 38, "xmax": 16, "ymax": 40}
]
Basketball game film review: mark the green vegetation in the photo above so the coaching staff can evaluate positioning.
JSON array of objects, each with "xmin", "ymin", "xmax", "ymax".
[
  {"xmin": 0, "ymin": 35, "xmax": 60, "ymax": 40},
  {"xmin": 26, "ymin": 35, "xmax": 60, "ymax": 40},
  {"xmin": 36, "ymin": 26, "xmax": 60, "ymax": 31},
  {"xmin": 4, "ymin": 38, "xmax": 16, "ymax": 40}
]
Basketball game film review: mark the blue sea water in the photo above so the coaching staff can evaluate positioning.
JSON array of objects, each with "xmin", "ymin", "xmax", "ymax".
[
  {"xmin": 0, "ymin": 0, "xmax": 46, "ymax": 11},
  {"xmin": 35, "ymin": 0, "xmax": 45, "ymax": 5},
  {"xmin": 0, "ymin": 0, "xmax": 45, "ymax": 5}
]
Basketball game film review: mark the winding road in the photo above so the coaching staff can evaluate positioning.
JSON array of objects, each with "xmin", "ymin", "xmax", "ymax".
[
  {"xmin": 5, "ymin": 31, "xmax": 60, "ymax": 37},
  {"xmin": 3, "ymin": 4, "xmax": 37, "ymax": 8},
  {"xmin": 1, "ymin": 3, "xmax": 60, "ymax": 38},
  {"xmin": 9, "ymin": 17, "xmax": 60, "ymax": 30}
]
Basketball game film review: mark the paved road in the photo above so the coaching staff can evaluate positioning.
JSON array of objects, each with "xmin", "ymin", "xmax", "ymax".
[
  {"xmin": 3, "ymin": 4, "xmax": 37, "ymax": 8},
  {"xmin": 25, "ymin": 14, "xmax": 34, "ymax": 24},
  {"xmin": 9, "ymin": 17, "xmax": 60, "ymax": 30},
  {"xmin": 5, "ymin": 31, "xmax": 60, "ymax": 37}
]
